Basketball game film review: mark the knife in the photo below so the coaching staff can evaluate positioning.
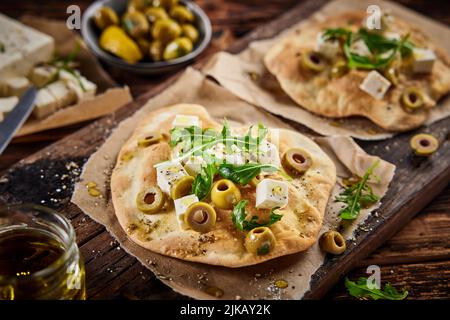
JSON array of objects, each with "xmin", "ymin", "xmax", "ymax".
[{"xmin": 0, "ymin": 87, "xmax": 37, "ymax": 154}]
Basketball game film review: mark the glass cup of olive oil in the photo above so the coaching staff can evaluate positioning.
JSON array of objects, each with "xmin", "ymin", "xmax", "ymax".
[{"xmin": 0, "ymin": 204, "xmax": 86, "ymax": 300}]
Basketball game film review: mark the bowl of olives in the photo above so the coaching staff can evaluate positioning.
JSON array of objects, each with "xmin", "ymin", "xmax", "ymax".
[{"xmin": 82, "ymin": 0, "xmax": 212, "ymax": 75}]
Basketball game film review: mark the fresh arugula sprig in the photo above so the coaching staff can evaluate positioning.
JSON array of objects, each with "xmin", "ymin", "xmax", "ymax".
[
  {"xmin": 218, "ymin": 163, "xmax": 278, "ymax": 185},
  {"xmin": 192, "ymin": 163, "xmax": 217, "ymax": 200},
  {"xmin": 335, "ymin": 161, "xmax": 380, "ymax": 220},
  {"xmin": 231, "ymin": 200, "xmax": 283, "ymax": 231},
  {"xmin": 322, "ymin": 27, "xmax": 414, "ymax": 70},
  {"xmin": 345, "ymin": 277, "xmax": 408, "ymax": 300}
]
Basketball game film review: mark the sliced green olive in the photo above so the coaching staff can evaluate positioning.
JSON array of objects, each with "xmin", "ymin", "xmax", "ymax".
[
  {"xmin": 283, "ymin": 148, "xmax": 312, "ymax": 174},
  {"xmin": 170, "ymin": 175, "xmax": 194, "ymax": 200},
  {"xmin": 122, "ymin": 11, "xmax": 150, "ymax": 39},
  {"xmin": 185, "ymin": 202, "xmax": 216, "ymax": 233},
  {"xmin": 301, "ymin": 50, "xmax": 326, "ymax": 72},
  {"xmin": 384, "ymin": 67, "xmax": 399, "ymax": 86},
  {"xmin": 144, "ymin": 6, "xmax": 169, "ymax": 23},
  {"xmin": 402, "ymin": 87, "xmax": 425, "ymax": 111},
  {"xmin": 245, "ymin": 227, "xmax": 276, "ymax": 256},
  {"xmin": 330, "ymin": 59, "xmax": 347, "ymax": 78},
  {"xmin": 152, "ymin": 18, "xmax": 182, "ymax": 43},
  {"xmin": 211, "ymin": 179, "xmax": 241, "ymax": 210},
  {"xmin": 410, "ymin": 133, "xmax": 439, "ymax": 156},
  {"xmin": 94, "ymin": 6, "xmax": 119, "ymax": 30},
  {"xmin": 170, "ymin": 5, "xmax": 194, "ymax": 23},
  {"xmin": 319, "ymin": 230, "xmax": 346, "ymax": 255},
  {"xmin": 157, "ymin": 0, "xmax": 179, "ymax": 10},
  {"xmin": 149, "ymin": 40, "xmax": 164, "ymax": 61},
  {"xmin": 136, "ymin": 186, "xmax": 166, "ymax": 214},
  {"xmin": 137, "ymin": 132, "xmax": 162, "ymax": 147},
  {"xmin": 181, "ymin": 24, "xmax": 199, "ymax": 43},
  {"xmin": 162, "ymin": 37, "xmax": 193, "ymax": 60}
]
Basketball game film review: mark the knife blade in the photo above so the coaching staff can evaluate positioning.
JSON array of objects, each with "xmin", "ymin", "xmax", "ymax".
[{"xmin": 0, "ymin": 87, "xmax": 37, "ymax": 154}]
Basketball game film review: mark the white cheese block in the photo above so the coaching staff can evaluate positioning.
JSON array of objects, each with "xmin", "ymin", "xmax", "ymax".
[
  {"xmin": 46, "ymin": 80, "xmax": 76, "ymax": 109},
  {"xmin": 172, "ymin": 114, "xmax": 201, "ymax": 128},
  {"xmin": 316, "ymin": 33, "xmax": 340, "ymax": 59},
  {"xmin": 174, "ymin": 194, "xmax": 199, "ymax": 230},
  {"xmin": 0, "ymin": 96, "xmax": 19, "ymax": 114},
  {"xmin": 412, "ymin": 48, "xmax": 436, "ymax": 74},
  {"xmin": 350, "ymin": 39, "xmax": 371, "ymax": 57},
  {"xmin": 1, "ymin": 76, "xmax": 30, "ymax": 97},
  {"xmin": 32, "ymin": 88, "xmax": 58, "ymax": 119},
  {"xmin": 58, "ymin": 70, "xmax": 97, "ymax": 101},
  {"xmin": 156, "ymin": 161, "xmax": 188, "ymax": 194},
  {"xmin": 29, "ymin": 66, "xmax": 58, "ymax": 87},
  {"xmin": 359, "ymin": 71, "xmax": 391, "ymax": 100},
  {"xmin": 184, "ymin": 156, "xmax": 205, "ymax": 176},
  {"xmin": 224, "ymin": 144, "xmax": 245, "ymax": 166},
  {"xmin": 255, "ymin": 178, "xmax": 288, "ymax": 209},
  {"xmin": 251, "ymin": 141, "xmax": 281, "ymax": 167},
  {"xmin": 0, "ymin": 13, "xmax": 54, "ymax": 82}
]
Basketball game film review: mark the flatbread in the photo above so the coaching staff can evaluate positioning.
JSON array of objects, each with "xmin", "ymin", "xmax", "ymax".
[
  {"xmin": 111, "ymin": 103, "xmax": 336, "ymax": 268},
  {"xmin": 264, "ymin": 11, "xmax": 450, "ymax": 131}
]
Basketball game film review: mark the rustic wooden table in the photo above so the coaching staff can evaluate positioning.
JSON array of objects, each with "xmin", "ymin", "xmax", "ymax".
[{"xmin": 0, "ymin": 0, "xmax": 449, "ymax": 299}]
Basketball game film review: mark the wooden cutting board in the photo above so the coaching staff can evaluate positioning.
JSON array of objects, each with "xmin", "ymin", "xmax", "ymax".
[{"xmin": 1, "ymin": 0, "xmax": 449, "ymax": 299}]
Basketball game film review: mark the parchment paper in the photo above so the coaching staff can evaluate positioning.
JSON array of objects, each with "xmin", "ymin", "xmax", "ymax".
[
  {"xmin": 203, "ymin": 0, "xmax": 450, "ymax": 140},
  {"xmin": 71, "ymin": 68, "xmax": 395, "ymax": 299},
  {"xmin": 13, "ymin": 16, "xmax": 132, "ymax": 136}
]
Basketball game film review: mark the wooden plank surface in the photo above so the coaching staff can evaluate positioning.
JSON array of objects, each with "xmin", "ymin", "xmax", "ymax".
[{"xmin": 0, "ymin": 0, "xmax": 449, "ymax": 300}]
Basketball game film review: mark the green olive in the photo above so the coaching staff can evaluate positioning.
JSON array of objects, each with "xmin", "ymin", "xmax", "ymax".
[
  {"xmin": 122, "ymin": 11, "xmax": 150, "ymax": 38},
  {"xmin": 144, "ymin": 6, "xmax": 169, "ymax": 23},
  {"xmin": 301, "ymin": 50, "xmax": 326, "ymax": 72},
  {"xmin": 249, "ymin": 174, "xmax": 263, "ymax": 187},
  {"xmin": 185, "ymin": 202, "xmax": 216, "ymax": 233},
  {"xmin": 170, "ymin": 5, "xmax": 194, "ymax": 23},
  {"xmin": 127, "ymin": 0, "xmax": 150, "ymax": 13},
  {"xmin": 384, "ymin": 67, "xmax": 399, "ymax": 86},
  {"xmin": 319, "ymin": 230, "xmax": 346, "ymax": 255},
  {"xmin": 152, "ymin": 18, "xmax": 182, "ymax": 43},
  {"xmin": 410, "ymin": 133, "xmax": 439, "ymax": 156},
  {"xmin": 170, "ymin": 175, "xmax": 194, "ymax": 200},
  {"xmin": 181, "ymin": 24, "xmax": 199, "ymax": 43},
  {"xmin": 282, "ymin": 148, "xmax": 312, "ymax": 174},
  {"xmin": 211, "ymin": 179, "xmax": 241, "ymax": 210},
  {"xmin": 245, "ymin": 227, "xmax": 276, "ymax": 256},
  {"xmin": 94, "ymin": 6, "xmax": 119, "ymax": 30},
  {"xmin": 136, "ymin": 38, "xmax": 151, "ymax": 56},
  {"xmin": 330, "ymin": 59, "xmax": 347, "ymax": 78},
  {"xmin": 137, "ymin": 132, "xmax": 162, "ymax": 147},
  {"xmin": 156, "ymin": 0, "xmax": 178, "ymax": 10},
  {"xmin": 162, "ymin": 37, "xmax": 193, "ymax": 60},
  {"xmin": 402, "ymin": 87, "xmax": 425, "ymax": 111},
  {"xmin": 149, "ymin": 40, "xmax": 164, "ymax": 61},
  {"xmin": 136, "ymin": 186, "xmax": 166, "ymax": 214}
]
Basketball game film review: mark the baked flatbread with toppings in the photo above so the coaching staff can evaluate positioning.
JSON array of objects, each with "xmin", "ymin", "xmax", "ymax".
[
  {"xmin": 264, "ymin": 11, "xmax": 450, "ymax": 131},
  {"xmin": 111, "ymin": 104, "xmax": 336, "ymax": 267}
]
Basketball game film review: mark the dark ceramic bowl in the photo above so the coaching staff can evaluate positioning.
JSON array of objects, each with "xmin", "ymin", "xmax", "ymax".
[{"xmin": 81, "ymin": 0, "xmax": 212, "ymax": 75}]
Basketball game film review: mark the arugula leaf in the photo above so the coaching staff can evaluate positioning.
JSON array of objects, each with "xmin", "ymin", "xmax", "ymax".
[
  {"xmin": 345, "ymin": 277, "xmax": 408, "ymax": 300},
  {"xmin": 335, "ymin": 161, "xmax": 380, "ymax": 220},
  {"xmin": 192, "ymin": 163, "xmax": 217, "ymax": 200},
  {"xmin": 218, "ymin": 163, "xmax": 278, "ymax": 185},
  {"xmin": 231, "ymin": 200, "xmax": 283, "ymax": 231}
]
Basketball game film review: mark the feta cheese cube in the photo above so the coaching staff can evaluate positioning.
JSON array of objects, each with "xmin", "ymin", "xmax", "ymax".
[
  {"xmin": 32, "ymin": 88, "xmax": 58, "ymax": 119},
  {"xmin": 59, "ymin": 69, "xmax": 97, "ymax": 101},
  {"xmin": 184, "ymin": 156, "xmax": 205, "ymax": 176},
  {"xmin": 350, "ymin": 39, "xmax": 371, "ymax": 57},
  {"xmin": 412, "ymin": 48, "xmax": 436, "ymax": 74},
  {"xmin": 359, "ymin": 71, "xmax": 391, "ymax": 100},
  {"xmin": 0, "ymin": 13, "xmax": 54, "ymax": 82},
  {"xmin": 251, "ymin": 141, "xmax": 281, "ymax": 167},
  {"xmin": 1, "ymin": 76, "xmax": 30, "ymax": 97},
  {"xmin": 156, "ymin": 161, "xmax": 188, "ymax": 194},
  {"xmin": 0, "ymin": 96, "xmax": 19, "ymax": 114},
  {"xmin": 174, "ymin": 194, "xmax": 199, "ymax": 230},
  {"xmin": 316, "ymin": 33, "xmax": 340, "ymax": 59},
  {"xmin": 46, "ymin": 80, "xmax": 76, "ymax": 109},
  {"xmin": 172, "ymin": 114, "xmax": 201, "ymax": 128},
  {"xmin": 255, "ymin": 179, "xmax": 289, "ymax": 209},
  {"xmin": 29, "ymin": 66, "xmax": 57, "ymax": 87},
  {"xmin": 384, "ymin": 32, "xmax": 401, "ymax": 41}
]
